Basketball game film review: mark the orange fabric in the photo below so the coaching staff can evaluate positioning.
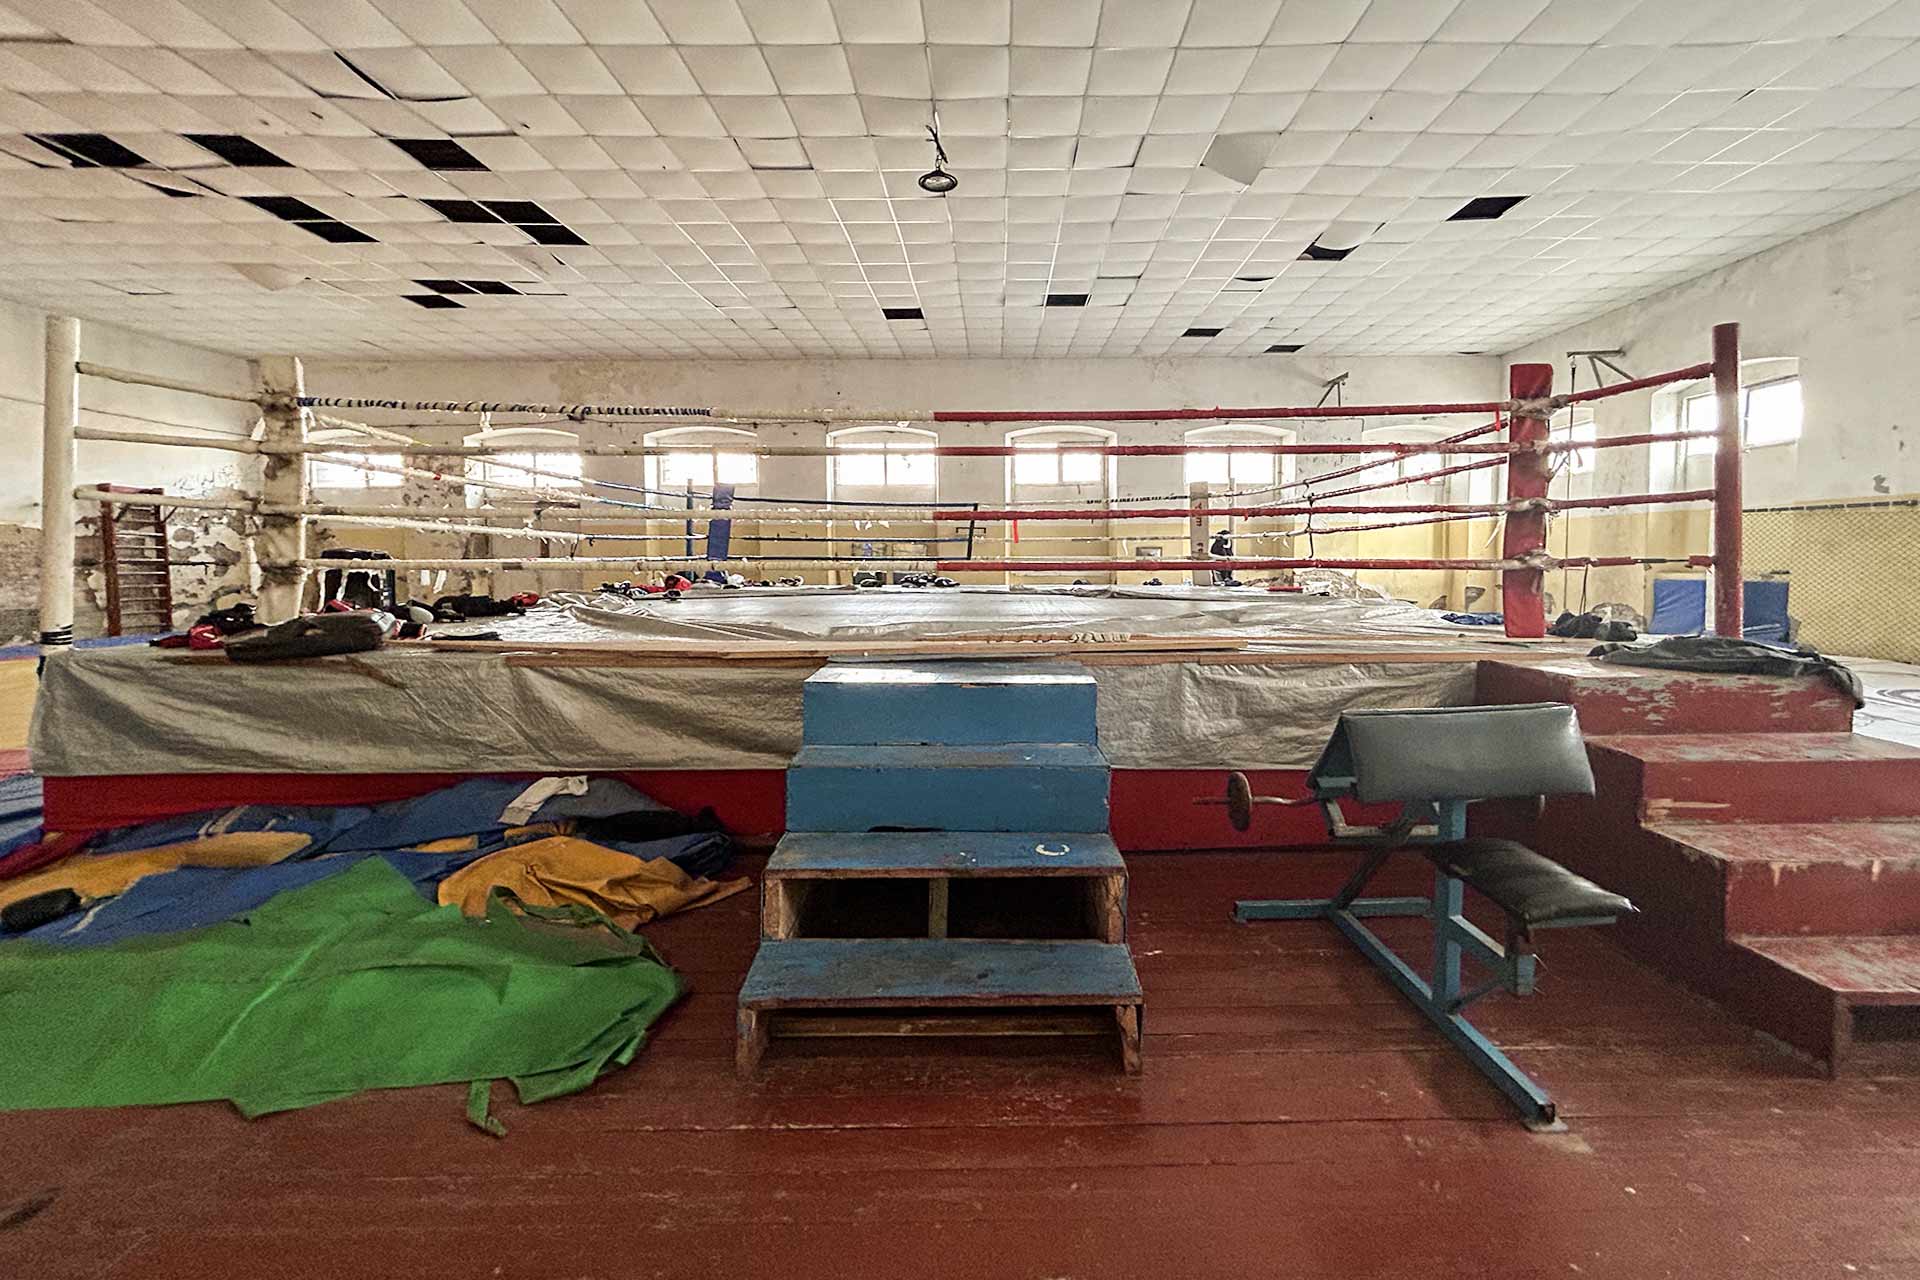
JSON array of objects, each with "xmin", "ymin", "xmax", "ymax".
[
  {"xmin": 0, "ymin": 832, "xmax": 313, "ymax": 912},
  {"xmin": 436, "ymin": 837, "xmax": 748, "ymax": 928}
]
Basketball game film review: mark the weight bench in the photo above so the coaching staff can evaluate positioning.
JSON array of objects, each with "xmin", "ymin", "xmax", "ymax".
[{"xmin": 1207, "ymin": 703, "xmax": 1634, "ymax": 1130}]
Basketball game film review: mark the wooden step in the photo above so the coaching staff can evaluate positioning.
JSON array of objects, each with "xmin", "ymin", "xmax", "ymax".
[
  {"xmin": 763, "ymin": 832, "xmax": 1127, "ymax": 945},
  {"xmin": 1477, "ymin": 658, "xmax": 1854, "ymax": 735},
  {"xmin": 802, "ymin": 660, "xmax": 1097, "ymax": 747},
  {"xmin": 1591, "ymin": 733, "xmax": 1920, "ymax": 824},
  {"xmin": 736, "ymin": 938, "xmax": 1143, "ymax": 1076},
  {"xmin": 768, "ymin": 830, "xmax": 1123, "ymax": 878},
  {"xmin": 785, "ymin": 742, "xmax": 1109, "ymax": 833},
  {"xmin": 1648, "ymin": 820, "xmax": 1920, "ymax": 937},
  {"xmin": 1728, "ymin": 935, "xmax": 1920, "ymax": 1072}
]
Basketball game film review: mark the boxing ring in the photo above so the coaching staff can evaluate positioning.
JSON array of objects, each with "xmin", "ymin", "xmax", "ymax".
[{"xmin": 29, "ymin": 319, "xmax": 1752, "ymax": 846}]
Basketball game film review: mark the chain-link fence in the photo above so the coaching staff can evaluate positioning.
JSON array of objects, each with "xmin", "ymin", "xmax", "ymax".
[{"xmin": 1744, "ymin": 498, "xmax": 1920, "ymax": 663}]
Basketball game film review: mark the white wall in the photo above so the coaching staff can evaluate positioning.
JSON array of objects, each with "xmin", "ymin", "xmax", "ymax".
[
  {"xmin": 0, "ymin": 298, "xmax": 259, "ymax": 527},
  {"xmin": 1502, "ymin": 186, "xmax": 1920, "ymax": 508},
  {"xmin": 0, "ymin": 298, "xmax": 259, "ymax": 636},
  {"xmin": 306, "ymin": 352, "xmax": 1500, "ymax": 508}
]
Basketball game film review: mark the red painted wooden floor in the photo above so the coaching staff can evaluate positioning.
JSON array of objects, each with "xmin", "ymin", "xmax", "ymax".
[{"xmin": 4, "ymin": 851, "xmax": 1919, "ymax": 1280}]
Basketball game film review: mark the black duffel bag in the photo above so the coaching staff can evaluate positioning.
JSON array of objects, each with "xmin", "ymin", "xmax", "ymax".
[{"xmin": 224, "ymin": 613, "xmax": 385, "ymax": 663}]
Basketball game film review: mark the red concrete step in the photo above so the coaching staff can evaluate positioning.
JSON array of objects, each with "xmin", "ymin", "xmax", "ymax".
[
  {"xmin": 1648, "ymin": 820, "xmax": 1920, "ymax": 937},
  {"xmin": 1728, "ymin": 934, "xmax": 1920, "ymax": 1073},
  {"xmin": 1590, "ymin": 733, "xmax": 1920, "ymax": 824},
  {"xmin": 1476, "ymin": 658, "xmax": 1854, "ymax": 736}
]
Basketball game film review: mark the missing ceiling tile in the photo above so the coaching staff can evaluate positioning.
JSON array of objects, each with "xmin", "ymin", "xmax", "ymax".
[
  {"xmin": 1045, "ymin": 293, "xmax": 1089, "ymax": 307},
  {"xmin": 390, "ymin": 137, "xmax": 489, "ymax": 172},
  {"xmin": 184, "ymin": 134, "xmax": 291, "ymax": 168},
  {"xmin": 523, "ymin": 223, "xmax": 588, "ymax": 246},
  {"xmin": 243, "ymin": 195, "xmax": 329, "ymax": 222},
  {"xmin": 1265, "ymin": 343, "xmax": 1303, "ymax": 354},
  {"xmin": 882, "ymin": 307, "xmax": 925, "ymax": 321},
  {"xmin": 482, "ymin": 200, "xmax": 555, "ymax": 224},
  {"xmin": 405, "ymin": 294, "xmax": 463, "ymax": 309},
  {"xmin": 463, "ymin": 280, "xmax": 522, "ymax": 295},
  {"xmin": 300, "ymin": 221, "xmax": 377, "ymax": 244},
  {"xmin": 1298, "ymin": 243, "xmax": 1353, "ymax": 262},
  {"xmin": 1449, "ymin": 195, "xmax": 1527, "ymax": 222},
  {"xmin": 1183, "ymin": 326, "xmax": 1223, "ymax": 338},
  {"xmin": 422, "ymin": 198, "xmax": 498, "ymax": 223},
  {"xmin": 414, "ymin": 279, "xmax": 476, "ymax": 294},
  {"xmin": 29, "ymin": 133, "xmax": 148, "ymax": 168}
]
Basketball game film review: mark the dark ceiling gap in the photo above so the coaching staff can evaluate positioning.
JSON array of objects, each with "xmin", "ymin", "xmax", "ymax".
[
  {"xmin": 390, "ymin": 137, "xmax": 489, "ymax": 172},
  {"xmin": 29, "ymin": 133, "xmax": 149, "ymax": 168},
  {"xmin": 184, "ymin": 134, "xmax": 291, "ymax": 168},
  {"xmin": 1450, "ymin": 195, "xmax": 1527, "ymax": 221},
  {"xmin": 1299, "ymin": 243, "xmax": 1352, "ymax": 261}
]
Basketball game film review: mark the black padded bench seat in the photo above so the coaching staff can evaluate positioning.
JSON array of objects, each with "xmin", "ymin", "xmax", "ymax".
[{"xmin": 1425, "ymin": 838, "xmax": 1634, "ymax": 931}]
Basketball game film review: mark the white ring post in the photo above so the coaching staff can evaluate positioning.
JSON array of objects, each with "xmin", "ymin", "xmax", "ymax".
[
  {"xmin": 38, "ymin": 316, "xmax": 80, "ymax": 654},
  {"xmin": 1188, "ymin": 481, "xmax": 1210, "ymax": 586},
  {"xmin": 255, "ymin": 357, "xmax": 309, "ymax": 621}
]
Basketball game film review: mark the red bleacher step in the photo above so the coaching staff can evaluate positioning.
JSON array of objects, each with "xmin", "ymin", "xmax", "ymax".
[
  {"xmin": 1590, "ymin": 733, "xmax": 1920, "ymax": 825},
  {"xmin": 1727, "ymin": 935, "xmax": 1920, "ymax": 1073},
  {"xmin": 1476, "ymin": 659, "xmax": 1854, "ymax": 736},
  {"xmin": 1648, "ymin": 820, "xmax": 1920, "ymax": 938}
]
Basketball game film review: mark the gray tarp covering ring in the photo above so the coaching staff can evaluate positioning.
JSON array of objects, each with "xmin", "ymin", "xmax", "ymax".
[{"xmin": 30, "ymin": 647, "xmax": 1477, "ymax": 775}]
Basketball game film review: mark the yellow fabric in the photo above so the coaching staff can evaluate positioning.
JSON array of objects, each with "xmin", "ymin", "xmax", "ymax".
[
  {"xmin": 437, "ymin": 837, "xmax": 749, "ymax": 928},
  {"xmin": 0, "ymin": 832, "xmax": 313, "ymax": 911},
  {"xmin": 407, "ymin": 821, "xmax": 569, "ymax": 855}
]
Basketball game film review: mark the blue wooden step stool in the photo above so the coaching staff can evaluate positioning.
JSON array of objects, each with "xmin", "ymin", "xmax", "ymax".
[{"xmin": 737, "ymin": 661, "xmax": 1143, "ymax": 1076}]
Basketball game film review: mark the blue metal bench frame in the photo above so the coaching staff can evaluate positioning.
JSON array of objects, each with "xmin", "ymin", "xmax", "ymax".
[{"xmin": 1229, "ymin": 704, "xmax": 1619, "ymax": 1131}]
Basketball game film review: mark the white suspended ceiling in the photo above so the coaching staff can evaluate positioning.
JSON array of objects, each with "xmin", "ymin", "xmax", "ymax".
[{"xmin": 0, "ymin": 0, "xmax": 1917, "ymax": 360}]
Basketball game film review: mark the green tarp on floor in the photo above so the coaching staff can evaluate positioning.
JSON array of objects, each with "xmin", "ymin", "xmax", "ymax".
[{"xmin": 0, "ymin": 858, "xmax": 683, "ymax": 1120}]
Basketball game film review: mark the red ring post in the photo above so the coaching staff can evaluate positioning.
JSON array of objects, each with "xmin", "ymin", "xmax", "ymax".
[
  {"xmin": 1712, "ymin": 322, "xmax": 1743, "ymax": 637},
  {"xmin": 1501, "ymin": 363, "xmax": 1554, "ymax": 637}
]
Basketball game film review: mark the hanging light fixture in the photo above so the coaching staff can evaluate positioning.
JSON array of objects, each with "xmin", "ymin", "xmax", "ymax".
[{"xmin": 918, "ymin": 120, "xmax": 957, "ymax": 194}]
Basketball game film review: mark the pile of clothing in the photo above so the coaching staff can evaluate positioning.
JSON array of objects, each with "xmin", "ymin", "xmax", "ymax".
[
  {"xmin": 0, "ymin": 776, "xmax": 745, "ymax": 1132},
  {"xmin": 149, "ymin": 593, "xmax": 542, "ymax": 656}
]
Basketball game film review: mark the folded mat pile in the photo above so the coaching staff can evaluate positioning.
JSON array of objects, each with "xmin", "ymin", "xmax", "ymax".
[
  {"xmin": 0, "ymin": 776, "xmax": 749, "ymax": 946},
  {"xmin": 0, "ymin": 858, "xmax": 682, "ymax": 1133}
]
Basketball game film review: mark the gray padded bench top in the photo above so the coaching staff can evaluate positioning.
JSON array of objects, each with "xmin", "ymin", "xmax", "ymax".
[{"xmin": 1425, "ymin": 839, "xmax": 1635, "ymax": 929}]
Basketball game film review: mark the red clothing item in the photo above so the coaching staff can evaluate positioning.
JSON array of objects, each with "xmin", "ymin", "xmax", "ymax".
[{"xmin": 0, "ymin": 830, "xmax": 93, "ymax": 882}]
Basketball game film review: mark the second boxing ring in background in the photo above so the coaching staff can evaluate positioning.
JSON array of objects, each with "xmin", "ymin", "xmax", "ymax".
[{"xmin": 41, "ymin": 321, "xmax": 1748, "ymax": 650}]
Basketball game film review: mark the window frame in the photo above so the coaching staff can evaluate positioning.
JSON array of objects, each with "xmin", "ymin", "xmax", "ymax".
[
  {"xmin": 464, "ymin": 426, "xmax": 583, "ymax": 508},
  {"xmin": 642, "ymin": 425, "xmax": 761, "ymax": 492},
  {"xmin": 1677, "ymin": 373, "xmax": 1803, "ymax": 456},
  {"xmin": 306, "ymin": 429, "xmax": 404, "ymax": 491},
  {"xmin": 1182, "ymin": 424, "xmax": 1296, "ymax": 489},
  {"xmin": 1004, "ymin": 426, "xmax": 1116, "ymax": 493},
  {"xmin": 828, "ymin": 425, "xmax": 939, "ymax": 494}
]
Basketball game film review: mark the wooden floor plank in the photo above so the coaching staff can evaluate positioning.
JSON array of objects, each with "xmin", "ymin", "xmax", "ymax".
[{"xmin": 1, "ymin": 850, "xmax": 1916, "ymax": 1279}]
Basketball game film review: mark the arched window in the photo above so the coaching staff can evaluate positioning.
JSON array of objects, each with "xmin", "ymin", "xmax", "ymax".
[
  {"xmin": 307, "ymin": 428, "xmax": 402, "ymax": 490},
  {"xmin": 1183, "ymin": 424, "xmax": 1295, "ymax": 489},
  {"xmin": 643, "ymin": 425, "xmax": 759, "ymax": 491},
  {"xmin": 1669, "ymin": 357, "xmax": 1802, "ymax": 456},
  {"xmin": 1355, "ymin": 423, "xmax": 1453, "ymax": 497},
  {"xmin": 1006, "ymin": 426, "xmax": 1114, "ymax": 492},
  {"xmin": 1550, "ymin": 407, "xmax": 1596, "ymax": 475},
  {"xmin": 829, "ymin": 425, "xmax": 936, "ymax": 495},
  {"xmin": 465, "ymin": 426, "xmax": 581, "ymax": 507}
]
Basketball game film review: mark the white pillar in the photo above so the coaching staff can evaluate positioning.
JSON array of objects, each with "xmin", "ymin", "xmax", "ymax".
[
  {"xmin": 1188, "ymin": 480, "xmax": 1210, "ymax": 586},
  {"xmin": 254, "ymin": 356, "xmax": 309, "ymax": 620},
  {"xmin": 38, "ymin": 316, "xmax": 80, "ymax": 653}
]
